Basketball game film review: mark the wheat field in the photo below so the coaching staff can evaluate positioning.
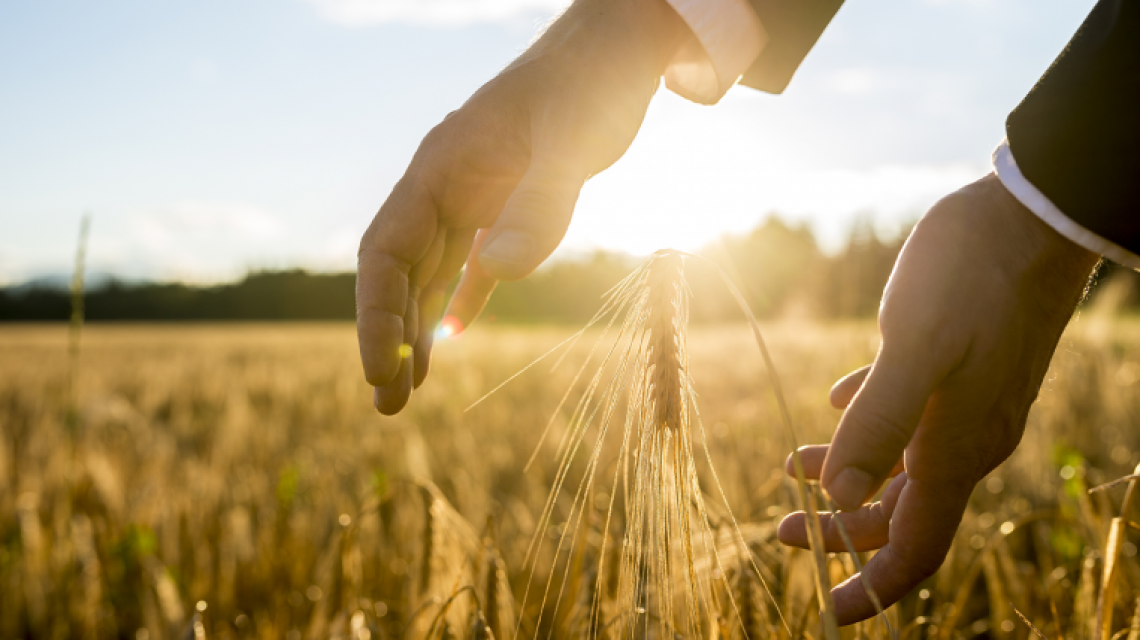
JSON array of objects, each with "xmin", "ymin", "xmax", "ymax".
[{"xmin": 2, "ymin": 313, "xmax": 1140, "ymax": 639}]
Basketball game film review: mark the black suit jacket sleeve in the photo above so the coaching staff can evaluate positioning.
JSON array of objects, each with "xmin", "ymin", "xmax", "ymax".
[
  {"xmin": 739, "ymin": 0, "xmax": 846, "ymax": 94},
  {"xmin": 1006, "ymin": 0, "xmax": 1140, "ymax": 254}
]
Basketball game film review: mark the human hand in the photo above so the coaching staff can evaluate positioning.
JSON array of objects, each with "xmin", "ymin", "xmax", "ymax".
[
  {"xmin": 356, "ymin": 0, "xmax": 688, "ymax": 414},
  {"xmin": 776, "ymin": 173, "xmax": 1099, "ymax": 624}
]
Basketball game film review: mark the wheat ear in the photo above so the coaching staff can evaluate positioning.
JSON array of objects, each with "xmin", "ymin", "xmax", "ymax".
[{"xmin": 646, "ymin": 253, "xmax": 683, "ymax": 432}]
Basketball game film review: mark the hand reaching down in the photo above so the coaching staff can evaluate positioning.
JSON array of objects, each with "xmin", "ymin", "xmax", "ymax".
[
  {"xmin": 777, "ymin": 173, "xmax": 1099, "ymax": 625},
  {"xmin": 356, "ymin": 0, "xmax": 689, "ymax": 414}
]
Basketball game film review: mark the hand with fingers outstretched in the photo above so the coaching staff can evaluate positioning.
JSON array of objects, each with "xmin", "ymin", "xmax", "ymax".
[
  {"xmin": 776, "ymin": 173, "xmax": 1100, "ymax": 625},
  {"xmin": 356, "ymin": 0, "xmax": 689, "ymax": 414}
]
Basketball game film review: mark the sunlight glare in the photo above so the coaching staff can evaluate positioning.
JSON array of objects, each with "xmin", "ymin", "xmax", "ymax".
[{"xmin": 436, "ymin": 314, "xmax": 464, "ymax": 340}]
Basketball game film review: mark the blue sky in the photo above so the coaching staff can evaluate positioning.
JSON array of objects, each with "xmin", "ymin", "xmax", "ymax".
[{"xmin": 0, "ymin": 0, "xmax": 1095, "ymax": 284}]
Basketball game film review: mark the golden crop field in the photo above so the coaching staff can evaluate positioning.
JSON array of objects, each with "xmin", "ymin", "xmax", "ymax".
[{"xmin": 2, "ymin": 312, "xmax": 1140, "ymax": 640}]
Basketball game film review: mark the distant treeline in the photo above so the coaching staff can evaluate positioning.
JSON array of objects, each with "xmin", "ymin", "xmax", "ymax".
[
  {"xmin": 4, "ymin": 216, "xmax": 1134, "ymax": 323},
  {"xmin": 0, "ymin": 271, "xmax": 357, "ymax": 321}
]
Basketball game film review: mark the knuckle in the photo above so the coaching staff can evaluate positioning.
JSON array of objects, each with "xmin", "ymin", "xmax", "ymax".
[
  {"xmin": 502, "ymin": 189, "xmax": 573, "ymax": 237},
  {"xmin": 423, "ymin": 113, "xmax": 459, "ymax": 147},
  {"xmin": 357, "ymin": 218, "xmax": 386, "ymax": 260},
  {"xmin": 363, "ymin": 356, "xmax": 400, "ymax": 387},
  {"xmin": 513, "ymin": 177, "xmax": 573, "ymax": 209},
  {"xmin": 824, "ymin": 513, "xmax": 857, "ymax": 545},
  {"xmin": 889, "ymin": 542, "xmax": 944, "ymax": 582},
  {"xmin": 849, "ymin": 404, "xmax": 913, "ymax": 457},
  {"xmin": 910, "ymin": 549, "xmax": 946, "ymax": 579},
  {"xmin": 823, "ymin": 514, "xmax": 841, "ymax": 540},
  {"xmin": 879, "ymin": 316, "xmax": 958, "ymax": 365}
]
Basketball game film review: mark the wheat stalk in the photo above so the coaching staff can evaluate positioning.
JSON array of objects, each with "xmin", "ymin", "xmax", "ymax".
[
  {"xmin": 66, "ymin": 212, "xmax": 91, "ymax": 439},
  {"xmin": 1096, "ymin": 463, "xmax": 1140, "ymax": 640},
  {"xmin": 692, "ymin": 252, "xmax": 841, "ymax": 640}
]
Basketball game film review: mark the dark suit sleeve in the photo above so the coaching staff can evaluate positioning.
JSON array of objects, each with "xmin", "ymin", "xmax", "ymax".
[
  {"xmin": 1006, "ymin": 0, "xmax": 1140, "ymax": 254},
  {"xmin": 739, "ymin": 0, "xmax": 846, "ymax": 94}
]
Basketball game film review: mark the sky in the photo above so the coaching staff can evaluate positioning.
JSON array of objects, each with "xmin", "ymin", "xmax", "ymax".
[{"xmin": 0, "ymin": 0, "xmax": 1097, "ymax": 285}]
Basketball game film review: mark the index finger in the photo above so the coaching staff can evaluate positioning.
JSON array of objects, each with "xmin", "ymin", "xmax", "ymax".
[
  {"xmin": 357, "ymin": 175, "xmax": 442, "ymax": 386},
  {"xmin": 444, "ymin": 230, "xmax": 500, "ymax": 331},
  {"xmin": 786, "ymin": 444, "xmax": 904, "ymax": 482},
  {"xmin": 822, "ymin": 344, "xmax": 947, "ymax": 510}
]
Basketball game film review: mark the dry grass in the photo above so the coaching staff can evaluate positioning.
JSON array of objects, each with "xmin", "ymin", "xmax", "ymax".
[{"xmin": 2, "ymin": 312, "xmax": 1140, "ymax": 639}]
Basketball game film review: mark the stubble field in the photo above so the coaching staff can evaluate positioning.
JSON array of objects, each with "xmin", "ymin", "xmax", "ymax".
[{"xmin": 2, "ymin": 316, "xmax": 1140, "ymax": 639}]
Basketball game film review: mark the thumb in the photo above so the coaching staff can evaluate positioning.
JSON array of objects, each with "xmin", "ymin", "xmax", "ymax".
[
  {"xmin": 478, "ymin": 157, "xmax": 584, "ymax": 281},
  {"xmin": 821, "ymin": 346, "xmax": 942, "ymax": 511}
]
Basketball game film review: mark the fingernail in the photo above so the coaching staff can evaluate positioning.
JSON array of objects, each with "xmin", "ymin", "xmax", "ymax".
[
  {"xmin": 830, "ymin": 467, "xmax": 874, "ymax": 510},
  {"xmin": 480, "ymin": 231, "xmax": 532, "ymax": 267}
]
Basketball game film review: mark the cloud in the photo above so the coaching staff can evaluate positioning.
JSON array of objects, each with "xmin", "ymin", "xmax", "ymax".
[
  {"xmin": 0, "ymin": 202, "xmax": 290, "ymax": 284},
  {"xmin": 136, "ymin": 202, "xmax": 284, "ymax": 244},
  {"xmin": 303, "ymin": 0, "xmax": 570, "ymax": 27},
  {"xmin": 93, "ymin": 202, "xmax": 289, "ymax": 282}
]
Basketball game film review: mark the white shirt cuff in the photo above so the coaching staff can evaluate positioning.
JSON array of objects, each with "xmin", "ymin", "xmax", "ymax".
[
  {"xmin": 663, "ymin": 0, "xmax": 767, "ymax": 104},
  {"xmin": 992, "ymin": 139, "xmax": 1140, "ymax": 270}
]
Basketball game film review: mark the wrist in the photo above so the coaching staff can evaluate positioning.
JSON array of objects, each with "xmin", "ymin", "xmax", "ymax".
[
  {"xmin": 565, "ymin": 0, "xmax": 690, "ymax": 76},
  {"xmin": 986, "ymin": 174, "xmax": 1099, "ymax": 302},
  {"xmin": 630, "ymin": 0, "xmax": 692, "ymax": 73}
]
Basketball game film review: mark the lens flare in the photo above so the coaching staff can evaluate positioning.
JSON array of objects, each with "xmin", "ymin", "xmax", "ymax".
[{"xmin": 436, "ymin": 315, "xmax": 464, "ymax": 340}]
